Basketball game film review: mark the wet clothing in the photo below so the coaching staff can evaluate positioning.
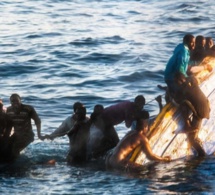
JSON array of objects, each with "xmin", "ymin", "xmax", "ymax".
[
  {"xmin": 87, "ymin": 121, "xmax": 119, "ymax": 159},
  {"xmin": 101, "ymin": 101, "xmax": 137, "ymax": 128},
  {"xmin": 175, "ymin": 76, "xmax": 210, "ymax": 120},
  {"xmin": 0, "ymin": 112, "xmax": 13, "ymax": 138},
  {"xmin": 49, "ymin": 115, "xmax": 89, "ymax": 139},
  {"xmin": 89, "ymin": 101, "xmax": 139, "ymax": 158},
  {"xmin": 0, "ymin": 112, "xmax": 13, "ymax": 162},
  {"xmin": 164, "ymin": 43, "xmax": 190, "ymax": 94},
  {"xmin": 175, "ymin": 76, "xmax": 210, "ymax": 157},
  {"xmin": 49, "ymin": 116, "xmax": 76, "ymax": 138},
  {"xmin": 6, "ymin": 104, "xmax": 41, "ymax": 154},
  {"xmin": 67, "ymin": 121, "xmax": 90, "ymax": 164}
]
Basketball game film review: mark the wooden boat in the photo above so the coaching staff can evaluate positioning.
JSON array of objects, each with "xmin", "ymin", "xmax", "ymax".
[{"xmin": 130, "ymin": 56, "xmax": 215, "ymax": 165}]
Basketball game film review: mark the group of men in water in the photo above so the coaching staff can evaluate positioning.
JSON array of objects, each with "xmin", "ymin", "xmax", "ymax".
[{"xmin": 0, "ymin": 34, "xmax": 214, "ymax": 172}]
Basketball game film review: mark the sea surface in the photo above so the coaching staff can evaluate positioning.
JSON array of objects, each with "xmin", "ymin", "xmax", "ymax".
[{"xmin": 1, "ymin": 0, "xmax": 215, "ymax": 194}]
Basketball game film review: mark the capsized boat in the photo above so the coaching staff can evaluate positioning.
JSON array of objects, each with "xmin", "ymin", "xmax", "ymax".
[{"xmin": 131, "ymin": 56, "xmax": 215, "ymax": 165}]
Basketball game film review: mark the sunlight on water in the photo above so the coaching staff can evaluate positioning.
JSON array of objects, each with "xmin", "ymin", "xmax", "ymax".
[{"xmin": 1, "ymin": 0, "xmax": 215, "ymax": 194}]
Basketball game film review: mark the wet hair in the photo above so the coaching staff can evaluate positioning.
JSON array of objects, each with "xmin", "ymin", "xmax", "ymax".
[
  {"xmin": 10, "ymin": 93, "xmax": 21, "ymax": 101},
  {"xmin": 93, "ymin": 104, "xmax": 104, "ymax": 113},
  {"xmin": 75, "ymin": 106, "xmax": 86, "ymax": 115},
  {"xmin": 136, "ymin": 110, "xmax": 149, "ymax": 132},
  {"xmin": 136, "ymin": 110, "xmax": 149, "ymax": 120},
  {"xmin": 73, "ymin": 101, "xmax": 83, "ymax": 112},
  {"xmin": 183, "ymin": 34, "xmax": 195, "ymax": 45},
  {"xmin": 134, "ymin": 95, "xmax": 145, "ymax": 105}
]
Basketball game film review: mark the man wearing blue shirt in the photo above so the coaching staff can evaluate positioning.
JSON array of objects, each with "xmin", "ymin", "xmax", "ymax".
[{"xmin": 164, "ymin": 34, "xmax": 195, "ymax": 96}]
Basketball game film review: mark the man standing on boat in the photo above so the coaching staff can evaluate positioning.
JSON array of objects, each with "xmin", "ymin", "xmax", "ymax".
[
  {"xmin": 164, "ymin": 34, "xmax": 212, "ymax": 97},
  {"xmin": 164, "ymin": 34, "xmax": 211, "ymax": 157},
  {"xmin": 164, "ymin": 34, "xmax": 195, "ymax": 97}
]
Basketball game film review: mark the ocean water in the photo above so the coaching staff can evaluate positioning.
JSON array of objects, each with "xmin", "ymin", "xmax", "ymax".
[{"xmin": 1, "ymin": 0, "xmax": 215, "ymax": 194}]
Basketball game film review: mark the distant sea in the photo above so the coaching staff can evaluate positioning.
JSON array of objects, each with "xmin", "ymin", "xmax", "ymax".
[{"xmin": 1, "ymin": 0, "xmax": 215, "ymax": 194}]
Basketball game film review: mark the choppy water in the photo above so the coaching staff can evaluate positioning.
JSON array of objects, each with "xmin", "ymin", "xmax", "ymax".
[{"xmin": 1, "ymin": 0, "xmax": 215, "ymax": 194}]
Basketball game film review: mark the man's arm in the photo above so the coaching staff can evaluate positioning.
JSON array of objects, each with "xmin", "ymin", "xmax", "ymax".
[
  {"xmin": 141, "ymin": 135, "xmax": 170, "ymax": 162},
  {"xmin": 45, "ymin": 117, "xmax": 75, "ymax": 140},
  {"xmin": 30, "ymin": 106, "xmax": 43, "ymax": 140}
]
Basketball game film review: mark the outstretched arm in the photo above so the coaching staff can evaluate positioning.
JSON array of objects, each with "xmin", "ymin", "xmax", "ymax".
[{"xmin": 141, "ymin": 136, "xmax": 170, "ymax": 162}]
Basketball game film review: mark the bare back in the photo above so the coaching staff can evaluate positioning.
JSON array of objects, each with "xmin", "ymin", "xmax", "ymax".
[{"xmin": 106, "ymin": 130, "xmax": 170, "ymax": 171}]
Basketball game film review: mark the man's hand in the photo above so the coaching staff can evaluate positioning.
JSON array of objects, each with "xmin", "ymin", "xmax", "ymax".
[
  {"xmin": 39, "ymin": 134, "xmax": 54, "ymax": 141},
  {"xmin": 205, "ymin": 64, "xmax": 213, "ymax": 72},
  {"xmin": 163, "ymin": 156, "xmax": 171, "ymax": 162}
]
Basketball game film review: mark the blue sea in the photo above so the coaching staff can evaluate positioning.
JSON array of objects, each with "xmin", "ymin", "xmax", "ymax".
[{"xmin": 1, "ymin": 0, "xmax": 215, "ymax": 194}]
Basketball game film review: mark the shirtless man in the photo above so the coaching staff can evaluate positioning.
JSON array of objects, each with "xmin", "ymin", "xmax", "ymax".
[
  {"xmin": 174, "ymin": 72, "xmax": 210, "ymax": 156},
  {"xmin": 106, "ymin": 110, "xmax": 170, "ymax": 172},
  {"xmin": 93, "ymin": 95, "xmax": 146, "ymax": 156}
]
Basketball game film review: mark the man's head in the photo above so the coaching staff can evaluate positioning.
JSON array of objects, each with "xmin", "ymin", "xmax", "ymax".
[
  {"xmin": 134, "ymin": 95, "xmax": 145, "ymax": 111},
  {"xmin": 90, "ymin": 104, "xmax": 104, "ymax": 121},
  {"xmin": 195, "ymin": 35, "xmax": 206, "ymax": 48},
  {"xmin": 135, "ymin": 110, "xmax": 149, "ymax": 134},
  {"xmin": 73, "ymin": 101, "xmax": 83, "ymax": 113},
  {"xmin": 93, "ymin": 104, "xmax": 104, "ymax": 114},
  {"xmin": 183, "ymin": 34, "xmax": 195, "ymax": 50},
  {"xmin": 206, "ymin": 37, "xmax": 214, "ymax": 49},
  {"xmin": 74, "ymin": 106, "xmax": 86, "ymax": 121},
  {"xmin": 10, "ymin": 93, "xmax": 22, "ymax": 110}
]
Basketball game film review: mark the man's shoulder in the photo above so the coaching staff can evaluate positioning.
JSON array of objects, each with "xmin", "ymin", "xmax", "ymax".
[
  {"xmin": 175, "ymin": 43, "xmax": 188, "ymax": 54},
  {"xmin": 21, "ymin": 104, "xmax": 35, "ymax": 111},
  {"xmin": 6, "ymin": 106, "xmax": 12, "ymax": 111}
]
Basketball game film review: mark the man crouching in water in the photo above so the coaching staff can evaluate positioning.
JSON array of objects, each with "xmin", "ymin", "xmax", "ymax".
[{"xmin": 105, "ymin": 110, "xmax": 171, "ymax": 172}]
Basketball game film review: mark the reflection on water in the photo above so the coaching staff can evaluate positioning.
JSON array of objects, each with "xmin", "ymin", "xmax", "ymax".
[{"xmin": 1, "ymin": 0, "xmax": 215, "ymax": 194}]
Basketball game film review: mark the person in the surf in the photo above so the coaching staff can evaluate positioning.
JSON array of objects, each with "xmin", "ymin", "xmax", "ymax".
[
  {"xmin": 87, "ymin": 104, "xmax": 120, "ymax": 159},
  {"xmin": 0, "ymin": 99, "xmax": 14, "ymax": 162},
  {"xmin": 43, "ymin": 101, "xmax": 89, "ymax": 140},
  {"xmin": 105, "ymin": 110, "xmax": 171, "ymax": 172},
  {"xmin": 174, "ymin": 72, "xmax": 210, "ymax": 156},
  {"xmin": 101, "ymin": 94, "xmax": 146, "ymax": 130},
  {"xmin": 66, "ymin": 106, "xmax": 90, "ymax": 165},
  {"xmin": 6, "ymin": 93, "xmax": 43, "ymax": 160}
]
